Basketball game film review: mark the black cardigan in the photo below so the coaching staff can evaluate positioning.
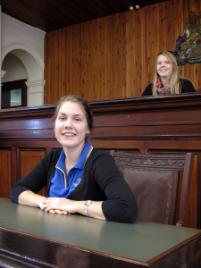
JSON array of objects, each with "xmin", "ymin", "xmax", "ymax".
[
  {"xmin": 11, "ymin": 148, "xmax": 138, "ymax": 223},
  {"xmin": 142, "ymin": 78, "xmax": 196, "ymax": 96}
]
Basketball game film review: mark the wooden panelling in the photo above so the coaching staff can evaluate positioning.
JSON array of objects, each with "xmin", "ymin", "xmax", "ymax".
[
  {"xmin": 44, "ymin": 0, "xmax": 201, "ymax": 104},
  {"xmin": 19, "ymin": 150, "xmax": 46, "ymax": 178},
  {"xmin": 0, "ymin": 0, "xmax": 167, "ymax": 32},
  {"xmin": 19, "ymin": 150, "xmax": 47, "ymax": 196},
  {"xmin": 0, "ymin": 150, "xmax": 12, "ymax": 197},
  {"xmin": 187, "ymin": 154, "xmax": 200, "ymax": 227}
]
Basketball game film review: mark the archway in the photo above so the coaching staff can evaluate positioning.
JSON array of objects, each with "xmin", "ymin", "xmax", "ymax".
[{"xmin": 1, "ymin": 47, "xmax": 45, "ymax": 107}]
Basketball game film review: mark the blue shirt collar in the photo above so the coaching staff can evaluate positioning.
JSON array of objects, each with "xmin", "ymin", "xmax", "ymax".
[{"xmin": 56, "ymin": 142, "xmax": 92, "ymax": 172}]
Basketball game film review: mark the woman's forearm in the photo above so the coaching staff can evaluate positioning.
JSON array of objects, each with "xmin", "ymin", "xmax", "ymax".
[
  {"xmin": 77, "ymin": 200, "xmax": 105, "ymax": 220},
  {"xmin": 41, "ymin": 198, "xmax": 106, "ymax": 220},
  {"xmin": 18, "ymin": 190, "xmax": 48, "ymax": 208}
]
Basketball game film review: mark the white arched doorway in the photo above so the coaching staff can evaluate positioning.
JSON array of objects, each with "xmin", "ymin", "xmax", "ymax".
[{"xmin": 1, "ymin": 47, "xmax": 45, "ymax": 107}]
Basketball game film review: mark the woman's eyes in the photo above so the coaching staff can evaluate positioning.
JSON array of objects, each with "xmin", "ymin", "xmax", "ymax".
[
  {"xmin": 74, "ymin": 117, "xmax": 82, "ymax": 121},
  {"xmin": 158, "ymin": 61, "xmax": 170, "ymax": 65},
  {"xmin": 58, "ymin": 116, "xmax": 66, "ymax": 120},
  {"xmin": 57, "ymin": 116, "xmax": 82, "ymax": 121}
]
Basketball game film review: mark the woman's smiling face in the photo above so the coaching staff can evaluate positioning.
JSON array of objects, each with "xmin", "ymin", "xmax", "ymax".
[
  {"xmin": 156, "ymin": 54, "xmax": 174, "ymax": 80},
  {"xmin": 54, "ymin": 101, "xmax": 90, "ymax": 150}
]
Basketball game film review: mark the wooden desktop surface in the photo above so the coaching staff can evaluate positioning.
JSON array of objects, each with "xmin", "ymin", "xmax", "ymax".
[{"xmin": 0, "ymin": 198, "xmax": 201, "ymax": 267}]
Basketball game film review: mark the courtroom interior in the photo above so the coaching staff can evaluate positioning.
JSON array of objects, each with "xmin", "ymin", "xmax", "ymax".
[{"xmin": 0, "ymin": 0, "xmax": 201, "ymax": 267}]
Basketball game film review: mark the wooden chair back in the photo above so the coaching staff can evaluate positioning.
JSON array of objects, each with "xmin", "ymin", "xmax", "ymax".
[{"xmin": 110, "ymin": 150, "xmax": 193, "ymax": 226}]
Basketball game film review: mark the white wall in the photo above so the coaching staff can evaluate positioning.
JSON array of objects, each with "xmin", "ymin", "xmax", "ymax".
[{"xmin": 0, "ymin": 9, "xmax": 46, "ymax": 107}]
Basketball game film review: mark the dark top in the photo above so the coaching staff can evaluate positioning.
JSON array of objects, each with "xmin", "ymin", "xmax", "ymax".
[
  {"xmin": 11, "ymin": 148, "xmax": 138, "ymax": 223},
  {"xmin": 142, "ymin": 79, "xmax": 196, "ymax": 96}
]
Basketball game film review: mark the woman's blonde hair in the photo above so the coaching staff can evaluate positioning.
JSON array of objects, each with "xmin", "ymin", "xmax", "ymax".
[{"xmin": 152, "ymin": 51, "xmax": 180, "ymax": 96}]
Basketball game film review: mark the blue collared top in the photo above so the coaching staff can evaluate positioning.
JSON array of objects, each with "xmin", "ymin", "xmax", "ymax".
[{"xmin": 48, "ymin": 142, "xmax": 92, "ymax": 198}]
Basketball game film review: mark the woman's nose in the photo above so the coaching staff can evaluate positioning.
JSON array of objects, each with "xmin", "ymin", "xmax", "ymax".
[{"xmin": 64, "ymin": 119, "xmax": 72, "ymax": 128}]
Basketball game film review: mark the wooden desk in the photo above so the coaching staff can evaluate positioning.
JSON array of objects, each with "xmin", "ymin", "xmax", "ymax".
[{"xmin": 0, "ymin": 198, "xmax": 200, "ymax": 268}]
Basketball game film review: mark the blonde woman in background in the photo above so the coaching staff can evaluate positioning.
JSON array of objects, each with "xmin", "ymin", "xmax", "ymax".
[{"xmin": 142, "ymin": 51, "xmax": 195, "ymax": 96}]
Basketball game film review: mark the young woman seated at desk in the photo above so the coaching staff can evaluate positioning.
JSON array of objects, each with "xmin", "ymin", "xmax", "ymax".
[{"xmin": 11, "ymin": 95, "xmax": 138, "ymax": 223}]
